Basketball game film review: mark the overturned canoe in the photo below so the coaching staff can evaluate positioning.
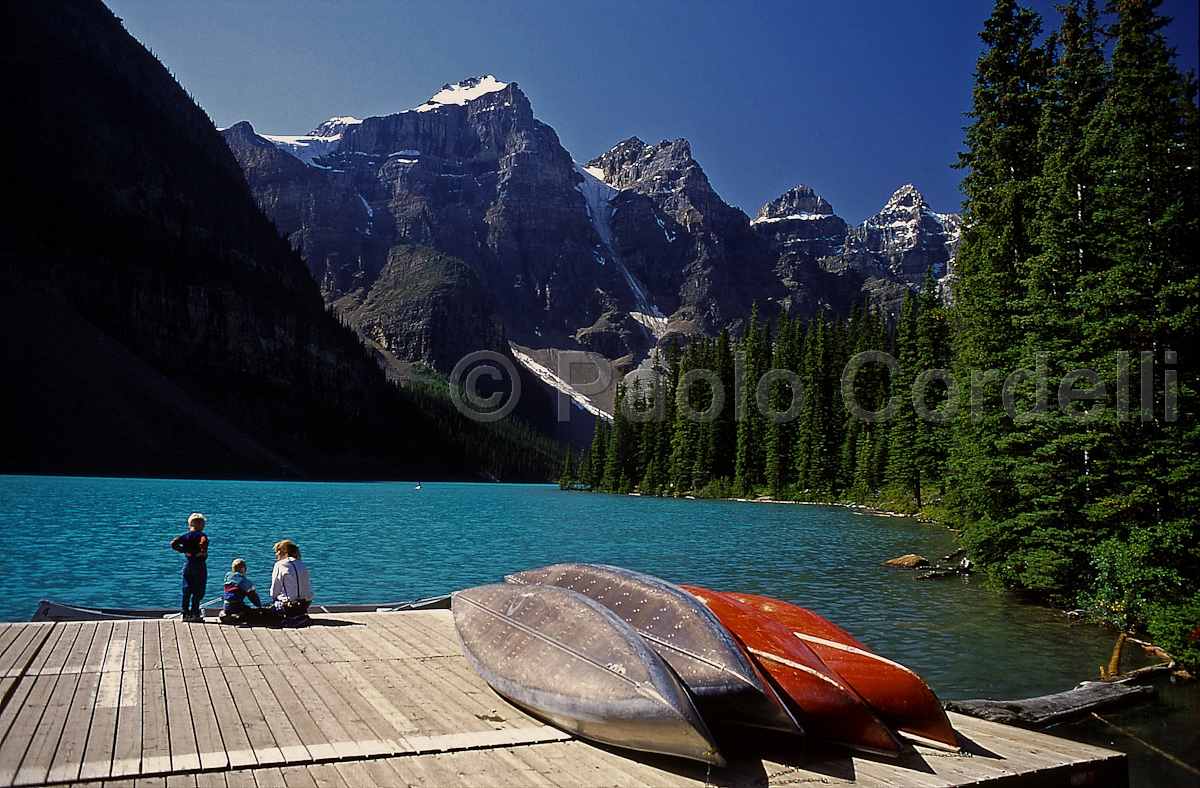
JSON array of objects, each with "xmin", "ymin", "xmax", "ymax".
[
  {"xmin": 506, "ymin": 563, "xmax": 800, "ymax": 734},
  {"xmin": 680, "ymin": 585, "xmax": 902, "ymax": 756},
  {"xmin": 452, "ymin": 583, "xmax": 725, "ymax": 766},
  {"xmin": 725, "ymin": 591, "xmax": 958, "ymax": 751}
]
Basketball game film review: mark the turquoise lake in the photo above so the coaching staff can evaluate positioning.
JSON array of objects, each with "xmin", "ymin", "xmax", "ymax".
[{"xmin": 0, "ymin": 475, "xmax": 1195, "ymax": 785}]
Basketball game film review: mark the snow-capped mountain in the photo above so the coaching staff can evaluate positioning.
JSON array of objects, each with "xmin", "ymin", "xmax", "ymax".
[
  {"xmin": 222, "ymin": 76, "xmax": 959, "ymax": 383},
  {"xmin": 847, "ymin": 183, "xmax": 960, "ymax": 285}
]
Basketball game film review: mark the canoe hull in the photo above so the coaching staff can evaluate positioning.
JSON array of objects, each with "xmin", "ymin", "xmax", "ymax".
[
  {"xmin": 726, "ymin": 592, "xmax": 959, "ymax": 751},
  {"xmin": 452, "ymin": 583, "xmax": 725, "ymax": 766},
  {"xmin": 506, "ymin": 563, "xmax": 799, "ymax": 734},
  {"xmin": 680, "ymin": 585, "xmax": 902, "ymax": 756}
]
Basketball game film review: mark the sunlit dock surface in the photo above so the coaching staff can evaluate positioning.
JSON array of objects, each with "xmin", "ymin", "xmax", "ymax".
[{"xmin": 0, "ymin": 611, "xmax": 1126, "ymax": 787}]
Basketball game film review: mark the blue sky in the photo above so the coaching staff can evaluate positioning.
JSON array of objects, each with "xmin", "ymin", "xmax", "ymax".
[{"xmin": 108, "ymin": 0, "xmax": 1197, "ymax": 225}]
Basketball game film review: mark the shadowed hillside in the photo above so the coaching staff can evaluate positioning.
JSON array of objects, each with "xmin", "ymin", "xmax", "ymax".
[{"xmin": 0, "ymin": 0, "xmax": 559, "ymax": 481}]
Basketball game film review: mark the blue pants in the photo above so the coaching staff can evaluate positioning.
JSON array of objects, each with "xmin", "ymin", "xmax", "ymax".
[{"xmin": 181, "ymin": 562, "xmax": 207, "ymax": 616}]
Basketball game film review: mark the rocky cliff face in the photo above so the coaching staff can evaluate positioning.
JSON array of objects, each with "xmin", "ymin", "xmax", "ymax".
[
  {"xmin": 583, "ymin": 138, "xmax": 779, "ymax": 343},
  {"xmin": 752, "ymin": 185, "xmax": 849, "ymax": 261},
  {"xmin": 331, "ymin": 245, "xmax": 507, "ymax": 376},
  {"xmin": 224, "ymin": 78, "xmax": 649, "ymax": 368}
]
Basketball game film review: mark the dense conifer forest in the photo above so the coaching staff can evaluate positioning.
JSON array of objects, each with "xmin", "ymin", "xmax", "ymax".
[{"xmin": 562, "ymin": 0, "xmax": 1199, "ymax": 664}]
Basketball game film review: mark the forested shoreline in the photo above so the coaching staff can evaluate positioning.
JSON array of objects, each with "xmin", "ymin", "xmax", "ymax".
[{"xmin": 561, "ymin": 0, "xmax": 1199, "ymax": 665}]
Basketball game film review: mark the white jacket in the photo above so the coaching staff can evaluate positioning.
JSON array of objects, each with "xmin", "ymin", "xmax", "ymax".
[{"xmin": 270, "ymin": 557, "xmax": 313, "ymax": 603}]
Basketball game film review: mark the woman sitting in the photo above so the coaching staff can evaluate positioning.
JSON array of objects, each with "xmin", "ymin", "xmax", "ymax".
[{"xmin": 270, "ymin": 539, "xmax": 313, "ymax": 626}]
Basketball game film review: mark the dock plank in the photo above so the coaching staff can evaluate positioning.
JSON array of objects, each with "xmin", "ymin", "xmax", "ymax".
[
  {"xmin": 256, "ymin": 645, "xmax": 366, "ymax": 761},
  {"xmin": 160, "ymin": 624, "xmax": 201, "ymax": 773},
  {"xmin": 45, "ymin": 623, "xmax": 111, "ymax": 783},
  {"xmin": 302, "ymin": 627, "xmax": 360, "ymax": 666},
  {"xmin": 10, "ymin": 623, "xmax": 88, "ymax": 786},
  {"xmin": 320, "ymin": 659, "xmax": 416, "ymax": 740},
  {"xmin": 357, "ymin": 757, "xmax": 415, "ymax": 787},
  {"xmin": 283, "ymin": 765, "xmax": 321, "ymax": 788},
  {"xmin": 110, "ymin": 621, "xmax": 146, "ymax": 780},
  {"xmin": 373, "ymin": 612, "xmax": 462, "ymax": 659},
  {"xmin": 246, "ymin": 663, "xmax": 317, "ymax": 764},
  {"xmin": 322, "ymin": 646, "xmax": 454, "ymax": 736},
  {"xmin": 79, "ymin": 621, "xmax": 128, "ymax": 780},
  {"xmin": 0, "ymin": 624, "xmax": 67, "ymax": 779},
  {"xmin": 137, "ymin": 625, "xmax": 172, "ymax": 778},
  {"xmin": 175, "ymin": 625, "xmax": 228, "ymax": 772},
  {"xmin": 251, "ymin": 766, "xmax": 285, "ymax": 788},
  {"xmin": 259, "ymin": 663, "xmax": 338, "ymax": 762},
  {"xmin": 305, "ymin": 761, "xmax": 349, "ymax": 788},
  {"xmin": 223, "ymin": 666, "xmax": 283, "ymax": 767},
  {"xmin": 210, "ymin": 623, "xmax": 256, "ymax": 669},
  {"xmin": 0, "ymin": 625, "xmax": 39, "ymax": 676}
]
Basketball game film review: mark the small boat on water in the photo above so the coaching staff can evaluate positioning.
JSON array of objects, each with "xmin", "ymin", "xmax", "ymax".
[
  {"xmin": 32, "ymin": 595, "xmax": 451, "ymax": 622},
  {"xmin": 452, "ymin": 583, "xmax": 725, "ymax": 766},
  {"xmin": 680, "ymin": 585, "xmax": 903, "ymax": 756},
  {"xmin": 505, "ymin": 563, "xmax": 800, "ymax": 734},
  {"xmin": 725, "ymin": 591, "xmax": 959, "ymax": 751}
]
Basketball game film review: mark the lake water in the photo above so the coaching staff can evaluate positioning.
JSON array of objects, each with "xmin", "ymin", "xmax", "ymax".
[{"xmin": 0, "ymin": 475, "xmax": 1195, "ymax": 785}]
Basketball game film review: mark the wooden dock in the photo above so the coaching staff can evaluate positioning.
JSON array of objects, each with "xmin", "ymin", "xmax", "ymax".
[{"xmin": 0, "ymin": 610, "xmax": 1127, "ymax": 787}]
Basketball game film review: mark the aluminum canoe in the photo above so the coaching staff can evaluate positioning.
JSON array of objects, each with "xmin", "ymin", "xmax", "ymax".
[
  {"xmin": 680, "ymin": 585, "xmax": 903, "ymax": 756},
  {"xmin": 452, "ymin": 583, "xmax": 725, "ymax": 766},
  {"xmin": 506, "ymin": 563, "xmax": 800, "ymax": 734},
  {"xmin": 725, "ymin": 591, "xmax": 959, "ymax": 751}
]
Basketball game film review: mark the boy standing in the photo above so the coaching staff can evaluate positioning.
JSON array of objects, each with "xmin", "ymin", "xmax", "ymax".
[{"xmin": 170, "ymin": 513, "xmax": 209, "ymax": 621}]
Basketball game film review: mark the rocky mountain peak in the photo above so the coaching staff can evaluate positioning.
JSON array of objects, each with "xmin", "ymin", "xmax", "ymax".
[
  {"xmin": 850, "ymin": 184, "xmax": 961, "ymax": 286},
  {"xmin": 752, "ymin": 184, "xmax": 836, "ymax": 223},
  {"xmin": 751, "ymin": 183, "xmax": 849, "ymax": 268},
  {"xmin": 873, "ymin": 183, "xmax": 927, "ymax": 218},
  {"xmin": 310, "ymin": 116, "xmax": 363, "ymax": 138},
  {"xmin": 585, "ymin": 137, "xmax": 710, "ymax": 197}
]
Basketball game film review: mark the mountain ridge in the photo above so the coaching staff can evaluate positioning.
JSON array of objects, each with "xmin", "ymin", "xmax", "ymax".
[{"xmin": 223, "ymin": 76, "xmax": 960, "ymax": 413}]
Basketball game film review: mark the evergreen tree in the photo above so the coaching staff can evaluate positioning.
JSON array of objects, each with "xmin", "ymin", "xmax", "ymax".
[
  {"xmin": 913, "ymin": 269, "xmax": 953, "ymax": 499},
  {"xmin": 765, "ymin": 311, "xmax": 801, "ymax": 496},
  {"xmin": 1078, "ymin": 0, "xmax": 1200, "ymax": 632},
  {"xmin": 887, "ymin": 290, "xmax": 921, "ymax": 504},
  {"xmin": 601, "ymin": 382, "xmax": 632, "ymax": 492},
  {"xmin": 794, "ymin": 315, "xmax": 837, "ymax": 495},
  {"xmin": 950, "ymin": 0, "xmax": 1052, "ymax": 575},
  {"xmin": 734, "ymin": 304, "xmax": 770, "ymax": 496}
]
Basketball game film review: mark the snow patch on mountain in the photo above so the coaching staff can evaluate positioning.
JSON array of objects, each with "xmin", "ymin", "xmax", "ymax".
[
  {"xmin": 574, "ymin": 162, "xmax": 667, "ymax": 338},
  {"xmin": 262, "ymin": 116, "xmax": 362, "ymax": 166},
  {"xmin": 575, "ymin": 163, "xmax": 618, "ymax": 250},
  {"xmin": 416, "ymin": 76, "xmax": 508, "ymax": 112},
  {"xmin": 509, "ymin": 344, "xmax": 609, "ymax": 419},
  {"xmin": 751, "ymin": 212, "xmax": 829, "ymax": 225}
]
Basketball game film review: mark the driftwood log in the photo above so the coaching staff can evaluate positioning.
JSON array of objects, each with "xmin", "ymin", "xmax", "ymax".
[{"xmin": 944, "ymin": 669, "xmax": 1168, "ymax": 727}]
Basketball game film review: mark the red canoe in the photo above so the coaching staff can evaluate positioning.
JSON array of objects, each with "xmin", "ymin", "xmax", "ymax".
[
  {"xmin": 724, "ymin": 592, "xmax": 959, "ymax": 751},
  {"xmin": 680, "ymin": 585, "xmax": 902, "ymax": 756}
]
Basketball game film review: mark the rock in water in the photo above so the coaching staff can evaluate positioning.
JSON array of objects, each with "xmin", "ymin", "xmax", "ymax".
[{"xmin": 883, "ymin": 554, "xmax": 930, "ymax": 569}]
